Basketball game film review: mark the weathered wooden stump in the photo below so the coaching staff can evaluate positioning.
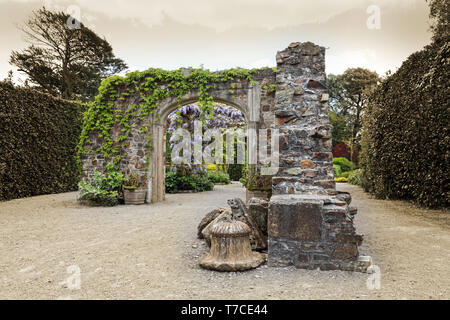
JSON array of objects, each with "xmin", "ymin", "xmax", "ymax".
[{"xmin": 199, "ymin": 220, "xmax": 265, "ymax": 271}]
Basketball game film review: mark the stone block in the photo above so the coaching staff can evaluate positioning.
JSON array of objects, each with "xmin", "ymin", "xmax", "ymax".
[
  {"xmin": 336, "ymin": 191, "xmax": 352, "ymax": 205},
  {"xmin": 335, "ymin": 234, "xmax": 364, "ymax": 245},
  {"xmin": 268, "ymin": 196, "xmax": 323, "ymax": 241},
  {"xmin": 331, "ymin": 243, "xmax": 358, "ymax": 260},
  {"xmin": 247, "ymin": 197, "xmax": 269, "ymax": 236},
  {"xmin": 307, "ymin": 79, "xmax": 327, "ymax": 89},
  {"xmin": 300, "ymin": 160, "xmax": 316, "ymax": 168},
  {"xmin": 267, "ymin": 238, "xmax": 300, "ymax": 267},
  {"xmin": 197, "ymin": 208, "xmax": 227, "ymax": 239}
]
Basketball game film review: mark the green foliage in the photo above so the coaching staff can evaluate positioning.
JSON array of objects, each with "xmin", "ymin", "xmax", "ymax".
[
  {"xmin": 361, "ymin": 37, "xmax": 449, "ymax": 208},
  {"xmin": 165, "ymin": 172, "xmax": 214, "ymax": 193},
  {"xmin": 333, "ymin": 157, "xmax": 355, "ymax": 173},
  {"xmin": 227, "ymin": 164, "xmax": 244, "ymax": 181},
  {"xmin": 0, "ymin": 81, "xmax": 83, "ymax": 201},
  {"xmin": 78, "ymin": 67, "xmax": 261, "ymax": 172},
  {"xmin": 104, "ymin": 170, "xmax": 126, "ymax": 191},
  {"xmin": 165, "ymin": 171, "xmax": 180, "ymax": 194},
  {"xmin": 263, "ymin": 84, "xmax": 276, "ymax": 93},
  {"xmin": 240, "ymin": 165, "xmax": 272, "ymax": 191},
  {"xmin": 78, "ymin": 170, "xmax": 124, "ymax": 206},
  {"xmin": 427, "ymin": 0, "xmax": 449, "ymax": 41},
  {"xmin": 10, "ymin": 7, "xmax": 127, "ymax": 101},
  {"xmin": 340, "ymin": 171, "xmax": 351, "ymax": 178},
  {"xmin": 328, "ymin": 68, "xmax": 380, "ymax": 159},
  {"xmin": 239, "ymin": 166, "xmax": 247, "ymax": 186},
  {"xmin": 347, "ymin": 169, "xmax": 369, "ymax": 191},
  {"xmin": 124, "ymin": 172, "xmax": 141, "ymax": 188},
  {"xmin": 333, "ymin": 164, "xmax": 342, "ymax": 177},
  {"xmin": 207, "ymin": 171, "xmax": 230, "ymax": 184},
  {"xmin": 329, "ymin": 111, "xmax": 350, "ymax": 147}
]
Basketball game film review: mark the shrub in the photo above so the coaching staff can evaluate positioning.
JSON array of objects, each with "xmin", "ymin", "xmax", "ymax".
[
  {"xmin": 165, "ymin": 171, "xmax": 180, "ymax": 193},
  {"xmin": 0, "ymin": 82, "xmax": 83, "ymax": 201},
  {"xmin": 340, "ymin": 171, "xmax": 351, "ymax": 178},
  {"xmin": 361, "ymin": 37, "xmax": 449, "ymax": 208},
  {"xmin": 165, "ymin": 172, "xmax": 214, "ymax": 193},
  {"xmin": 124, "ymin": 172, "xmax": 141, "ymax": 190},
  {"xmin": 78, "ymin": 170, "xmax": 124, "ymax": 206},
  {"xmin": 240, "ymin": 165, "xmax": 272, "ymax": 191},
  {"xmin": 348, "ymin": 169, "xmax": 369, "ymax": 191},
  {"xmin": 333, "ymin": 143, "xmax": 359, "ymax": 164},
  {"xmin": 193, "ymin": 174, "xmax": 214, "ymax": 192},
  {"xmin": 334, "ymin": 177, "xmax": 348, "ymax": 183},
  {"xmin": 333, "ymin": 164, "xmax": 342, "ymax": 177},
  {"xmin": 227, "ymin": 164, "xmax": 244, "ymax": 181},
  {"xmin": 333, "ymin": 157, "xmax": 355, "ymax": 173},
  {"xmin": 207, "ymin": 171, "xmax": 230, "ymax": 184}
]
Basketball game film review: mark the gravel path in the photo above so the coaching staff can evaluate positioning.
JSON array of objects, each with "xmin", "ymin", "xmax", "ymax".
[{"xmin": 0, "ymin": 182, "xmax": 448, "ymax": 299}]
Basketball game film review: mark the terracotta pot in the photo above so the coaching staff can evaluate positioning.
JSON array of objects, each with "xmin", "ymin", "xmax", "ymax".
[{"xmin": 123, "ymin": 189, "xmax": 147, "ymax": 205}]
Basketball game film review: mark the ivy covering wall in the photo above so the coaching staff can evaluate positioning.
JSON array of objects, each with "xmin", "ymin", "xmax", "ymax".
[
  {"xmin": 0, "ymin": 82, "xmax": 83, "ymax": 201},
  {"xmin": 361, "ymin": 38, "xmax": 449, "ymax": 208},
  {"xmin": 78, "ymin": 67, "xmax": 272, "ymax": 171}
]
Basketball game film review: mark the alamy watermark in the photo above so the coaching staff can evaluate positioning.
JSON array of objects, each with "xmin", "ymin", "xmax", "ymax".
[
  {"xmin": 59, "ymin": 265, "xmax": 81, "ymax": 290},
  {"xmin": 366, "ymin": 265, "xmax": 381, "ymax": 290},
  {"xmin": 170, "ymin": 120, "xmax": 279, "ymax": 175},
  {"xmin": 66, "ymin": 5, "xmax": 81, "ymax": 30},
  {"xmin": 43, "ymin": 1, "xmax": 83, "ymax": 30},
  {"xmin": 366, "ymin": 5, "xmax": 381, "ymax": 30}
]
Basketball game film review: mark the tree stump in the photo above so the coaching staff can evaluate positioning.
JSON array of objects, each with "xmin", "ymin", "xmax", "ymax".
[{"xmin": 198, "ymin": 220, "xmax": 265, "ymax": 271}]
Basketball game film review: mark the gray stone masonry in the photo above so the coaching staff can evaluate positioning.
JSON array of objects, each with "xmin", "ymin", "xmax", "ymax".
[
  {"xmin": 81, "ymin": 41, "xmax": 370, "ymax": 272},
  {"xmin": 267, "ymin": 42, "xmax": 370, "ymax": 272}
]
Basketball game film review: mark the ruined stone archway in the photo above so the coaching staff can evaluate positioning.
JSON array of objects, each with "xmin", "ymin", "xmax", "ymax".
[
  {"xmin": 152, "ymin": 95, "xmax": 251, "ymax": 203},
  {"xmin": 148, "ymin": 78, "xmax": 274, "ymax": 203},
  {"xmin": 80, "ymin": 42, "xmax": 370, "ymax": 272},
  {"xmin": 80, "ymin": 67, "xmax": 276, "ymax": 200}
]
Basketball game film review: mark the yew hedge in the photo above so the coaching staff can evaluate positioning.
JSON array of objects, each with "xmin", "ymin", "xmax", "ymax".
[
  {"xmin": 361, "ymin": 38, "xmax": 449, "ymax": 208},
  {"xmin": 0, "ymin": 82, "xmax": 83, "ymax": 201}
]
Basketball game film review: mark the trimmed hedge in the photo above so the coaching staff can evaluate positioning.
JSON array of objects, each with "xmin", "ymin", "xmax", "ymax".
[
  {"xmin": 165, "ymin": 172, "xmax": 214, "ymax": 194},
  {"xmin": 333, "ymin": 157, "xmax": 355, "ymax": 173},
  {"xmin": 207, "ymin": 171, "xmax": 231, "ymax": 184},
  {"xmin": 227, "ymin": 164, "xmax": 244, "ymax": 181},
  {"xmin": 0, "ymin": 82, "xmax": 83, "ymax": 201},
  {"xmin": 361, "ymin": 38, "xmax": 449, "ymax": 208}
]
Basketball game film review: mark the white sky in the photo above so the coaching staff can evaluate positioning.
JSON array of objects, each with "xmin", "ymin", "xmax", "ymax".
[{"xmin": 0, "ymin": 0, "xmax": 432, "ymax": 82}]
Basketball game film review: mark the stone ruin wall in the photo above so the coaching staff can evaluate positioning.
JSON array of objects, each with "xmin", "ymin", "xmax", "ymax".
[
  {"xmin": 81, "ymin": 42, "xmax": 370, "ymax": 272},
  {"xmin": 81, "ymin": 68, "xmax": 276, "ymax": 200},
  {"xmin": 267, "ymin": 42, "xmax": 369, "ymax": 271}
]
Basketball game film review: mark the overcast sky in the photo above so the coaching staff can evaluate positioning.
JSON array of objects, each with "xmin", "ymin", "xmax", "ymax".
[{"xmin": 0, "ymin": 0, "xmax": 432, "ymax": 82}]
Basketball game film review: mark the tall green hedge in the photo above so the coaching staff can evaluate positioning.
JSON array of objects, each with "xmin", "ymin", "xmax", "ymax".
[
  {"xmin": 361, "ymin": 38, "xmax": 449, "ymax": 208},
  {"xmin": 0, "ymin": 82, "xmax": 83, "ymax": 201}
]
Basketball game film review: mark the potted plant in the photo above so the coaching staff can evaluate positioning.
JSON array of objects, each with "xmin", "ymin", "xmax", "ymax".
[{"xmin": 123, "ymin": 173, "xmax": 147, "ymax": 205}]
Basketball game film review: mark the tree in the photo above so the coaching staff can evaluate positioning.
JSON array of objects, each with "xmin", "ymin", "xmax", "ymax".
[
  {"xmin": 327, "ymin": 68, "xmax": 379, "ymax": 160},
  {"xmin": 328, "ymin": 110, "xmax": 350, "ymax": 147},
  {"xmin": 427, "ymin": 0, "xmax": 449, "ymax": 41},
  {"xmin": 2, "ymin": 70, "xmax": 14, "ymax": 84},
  {"xmin": 10, "ymin": 7, "xmax": 127, "ymax": 101}
]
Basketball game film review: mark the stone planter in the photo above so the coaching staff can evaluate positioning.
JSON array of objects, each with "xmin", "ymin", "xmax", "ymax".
[{"xmin": 123, "ymin": 188, "xmax": 147, "ymax": 205}]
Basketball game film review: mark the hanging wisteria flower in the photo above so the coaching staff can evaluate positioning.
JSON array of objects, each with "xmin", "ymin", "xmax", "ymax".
[{"xmin": 166, "ymin": 103, "xmax": 246, "ymax": 175}]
